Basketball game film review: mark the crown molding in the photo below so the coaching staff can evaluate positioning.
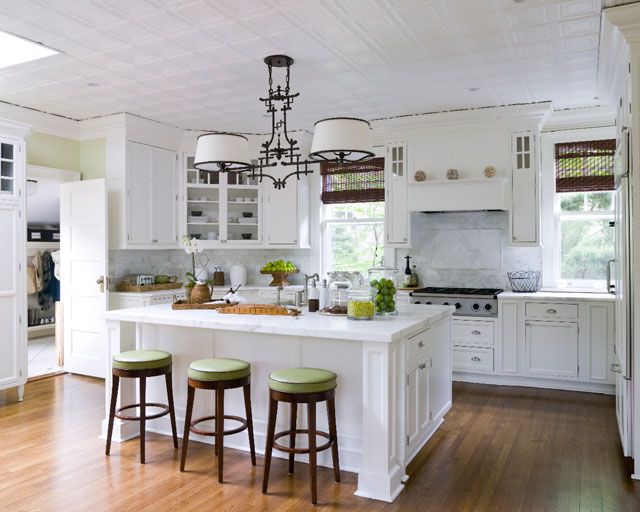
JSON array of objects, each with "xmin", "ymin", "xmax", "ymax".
[
  {"xmin": 0, "ymin": 116, "xmax": 32, "ymax": 139},
  {"xmin": 0, "ymin": 102, "xmax": 77, "ymax": 139},
  {"xmin": 541, "ymin": 106, "xmax": 616, "ymax": 132},
  {"xmin": 605, "ymin": 3, "xmax": 640, "ymax": 42}
]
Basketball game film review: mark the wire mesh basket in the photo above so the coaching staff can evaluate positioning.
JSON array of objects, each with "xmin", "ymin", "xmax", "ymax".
[{"xmin": 507, "ymin": 271, "xmax": 541, "ymax": 293}]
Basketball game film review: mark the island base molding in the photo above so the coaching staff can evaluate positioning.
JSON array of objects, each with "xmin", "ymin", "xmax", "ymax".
[{"xmin": 453, "ymin": 372, "xmax": 614, "ymax": 395}]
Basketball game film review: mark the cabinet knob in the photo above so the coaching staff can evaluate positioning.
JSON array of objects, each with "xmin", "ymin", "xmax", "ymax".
[
  {"xmin": 471, "ymin": 356, "xmax": 481, "ymax": 362},
  {"xmin": 546, "ymin": 308, "xmax": 557, "ymax": 314},
  {"xmin": 418, "ymin": 341, "xmax": 425, "ymax": 347},
  {"xmin": 471, "ymin": 330, "xmax": 481, "ymax": 335},
  {"xmin": 418, "ymin": 363, "xmax": 426, "ymax": 370},
  {"xmin": 610, "ymin": 363, "xmax": 621, "ymax": 373}
]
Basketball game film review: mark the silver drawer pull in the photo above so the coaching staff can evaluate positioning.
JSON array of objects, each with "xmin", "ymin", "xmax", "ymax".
[
  {"xmin": 418, "ymin": 341, "xmax": 425, "ymax": 347},
  {"xmin": 471, "ymin": 356, "xmax": 481, "ymax": 362},
  {"xmin": 418, "ymin": 363, "xmax": 426, "ymax": 370},
  {"xmin": 610, "ymin": 363, "xmax": 621, "ymax": 373},
  {"xmin": 471, "ymin": 330, "xmax": 481, "ymax": 335},
  {"xmin": 546, "ymin": 308, "xmax": 557, "ymax": 314}
]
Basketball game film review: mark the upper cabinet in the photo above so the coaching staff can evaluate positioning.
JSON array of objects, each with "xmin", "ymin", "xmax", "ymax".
[
  {"xmin": 0, "ymin": 138, "xmax": 20, "ymax": 203},
  {"xmin": 385, "ymin": 141, "xmax": 410, "ymax": 247},
  {"xmin": 510, "ymin": 130, "xmax": 540, "ymax": 246},
  {"xmin": 126, "ymin": 141, "xmax": 179, "ymax": 248}
]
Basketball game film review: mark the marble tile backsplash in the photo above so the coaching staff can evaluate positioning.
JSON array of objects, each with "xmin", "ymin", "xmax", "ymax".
[
  {"xmin": 399, "ymin": 211, "xmax": 542, "ymax": 290},
  {"xmin": 109, "ymin": 249, "xmax": 311, "ymax": 286}
]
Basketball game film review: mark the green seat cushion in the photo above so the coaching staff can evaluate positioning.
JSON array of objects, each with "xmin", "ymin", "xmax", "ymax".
[
  {"xmin": 112, "ymin": 350, "xmax": 172, "ymax": 371},
  {"xmin": 188, "ymin": 358, "xmax": 251, "ymax": 382},
  {"xmin": 269, "ymin": 368, "xmax": 337, "ymax": 394}
]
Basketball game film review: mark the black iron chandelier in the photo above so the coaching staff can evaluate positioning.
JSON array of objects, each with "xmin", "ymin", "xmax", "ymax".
[{"xmin": 193, "ymin": 55, "xmax": 374, "ymax": 189}]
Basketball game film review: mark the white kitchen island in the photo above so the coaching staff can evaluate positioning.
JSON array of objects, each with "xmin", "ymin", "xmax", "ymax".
[{"xmin": 103, "ymin": 304, "xmax": 453, "ymax": 502}]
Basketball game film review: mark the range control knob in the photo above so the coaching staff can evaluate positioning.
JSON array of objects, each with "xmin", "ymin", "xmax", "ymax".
[
  {"xmin": 425, "ymin": 301, "xmax": 432, "ymax": 305},
  {"xmin": 484, "ymin": 303, "xmax": 493, "ymax": 311},
  {"xmin": 414, "ymin": 301, "xmax": 422, "ymax": 304},
  {"xmin": 472, "ymin": 303, "xmax": 480, "ymax": 310},
  {"xmin": 443, "ymin": 302, "xmax": 450, "ymax": 306},
  {"xmin": 455, "ymin": 302, "xmax": 462, "ymax": 310}
]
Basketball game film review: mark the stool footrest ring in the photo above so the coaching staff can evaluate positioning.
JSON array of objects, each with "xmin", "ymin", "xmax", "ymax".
[
  {"xmin": 190, "ymin": 414, "xmax": 248, "ymax": 437},
  {"xmin": 273, "ymin": 429, "xmax": 333, "ymax": 455},
  {"xmin": 115, "ymin": 402, "xmax": 170, "ymax": 421}
]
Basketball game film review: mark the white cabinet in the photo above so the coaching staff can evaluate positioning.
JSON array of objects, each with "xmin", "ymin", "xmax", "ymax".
[
  {"xmin": 510, "ymin": 130, "xmax": 539, "ymax": 245},
  {"xmin": 0, "ymin": 135, "xmax": 26, "ymax": 400},
  {"xmin": 405, "ymin": 318, "xmax": 451, "ymax": 461},
  {"xmin": 110, "ymin": 290, "xmax": 186, "ymax": 310},
  {"xmin": 262, "ymin": 163, "xmax": 309, "ymax": 248},
  {"xmin": 385, "ymin": 142, "xmax": 409, "ymax": 247},
  {"xmin": 126, "ymin": 141, "xmax": 179, "ymax": 248},
  {"xmin": 525, "ymin": 320, "xmax": 578, "ymax": 378},
  {"xmin": 184, "ymin": 155, "xmax": 262, "ymax": 247},
  {"xmin": 451, "ymin": 318, "xmax": 496, "ymax": 374}
]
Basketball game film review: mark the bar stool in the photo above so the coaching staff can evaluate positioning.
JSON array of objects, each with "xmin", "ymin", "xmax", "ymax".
[
  {"xmin": 105, "ymin": 349, "xmax": 178, "ymax": 464},
  {"xmin": 180, "ymin": 358, "xmax": 256, "ymax": 482},
  {"xmin": 262, "ymin": 368, "xmax": 340, "ymax": 505}
]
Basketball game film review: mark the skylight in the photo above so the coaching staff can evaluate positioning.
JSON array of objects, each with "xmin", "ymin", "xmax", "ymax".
[{"xmin": 0, "ymin": 30, "xmax": 58, "ymax": 70}]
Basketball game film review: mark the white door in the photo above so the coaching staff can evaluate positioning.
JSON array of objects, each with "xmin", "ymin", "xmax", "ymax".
[
  {"xmin": 127, "ymin": 142, "xmax": 153, "ymax": 245},
  {"xmin": 153, "ymin": 147, "xmax": 178, "ymax": 245},
  {"xmin": 264, "ymin": 163, "xmax": 297, "ymax": 245},
  {"xmin": 525, "ymin": 320, "xmax": 578, "ymax": 378},
  {"xmin": 61, "ymin": 179, "xmax": 108, "ymax": 378}
]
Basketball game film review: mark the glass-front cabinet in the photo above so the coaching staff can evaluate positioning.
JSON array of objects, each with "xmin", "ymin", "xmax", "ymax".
[
  {"xmin": 0, "ymin": 138, "xmax": 17, "ymax": 199},
  {"xmin": 183, "ymin": 155, "xmax": 262, "ymax": 247}
]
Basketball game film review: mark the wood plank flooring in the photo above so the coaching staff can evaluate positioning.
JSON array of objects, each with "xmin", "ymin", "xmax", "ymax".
[{"xmin": 1, "ymin": 375, "xmax": 638, "ymax": 511}]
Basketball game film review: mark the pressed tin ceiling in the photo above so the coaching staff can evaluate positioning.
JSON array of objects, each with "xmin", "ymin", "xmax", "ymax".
[{"xmin": 0, "ymin": 0, "xmax": 614, "ymax": 132}]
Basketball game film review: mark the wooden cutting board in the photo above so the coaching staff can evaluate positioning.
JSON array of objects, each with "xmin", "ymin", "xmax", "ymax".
[{"xmin": 217, "ymin": 303, "xmax": 301, "ymax": 316}]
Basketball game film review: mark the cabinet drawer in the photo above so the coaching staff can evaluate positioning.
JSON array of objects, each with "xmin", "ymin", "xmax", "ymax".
[
  {"xmin": 452, "ymin": 347, "xmax": 494, "ymax": 373},
  {"xmin": 452, "ymin": 320, "xmax": 494, "ymax": 346},
  {"xmin": 525, "ymin": 302, "xmax": 578, "ymax": 320},
  {"xmin": 407, "ymin": 330, "xmax": 429, "ymax": 362}
]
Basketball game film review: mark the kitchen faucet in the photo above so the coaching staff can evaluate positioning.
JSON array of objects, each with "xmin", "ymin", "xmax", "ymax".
[{"xmin": 302, "ymin": 273, "xmax": 319, "ymax": 306}]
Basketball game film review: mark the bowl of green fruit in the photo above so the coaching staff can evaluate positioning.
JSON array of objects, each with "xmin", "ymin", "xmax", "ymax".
[
  {"xmin": 368, "ymin": 267, "xmax": 399, "ymax": 316},
  {"xmin": 260, "ymin": 260, "xmax": 299, "ymax": 287}
]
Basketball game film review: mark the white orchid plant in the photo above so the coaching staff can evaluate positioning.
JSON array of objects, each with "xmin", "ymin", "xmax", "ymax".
[{"xmin": 182, "ymin": 235, "xmax": 210, "ymax": 288}]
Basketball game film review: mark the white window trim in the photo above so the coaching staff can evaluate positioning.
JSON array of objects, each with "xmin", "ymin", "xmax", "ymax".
[{"xmin": 540, "ymin": 126, "xmax": 616, "ymax": 290}]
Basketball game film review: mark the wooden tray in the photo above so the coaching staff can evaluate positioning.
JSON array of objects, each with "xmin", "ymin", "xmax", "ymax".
[
  {"xmin": 116, "ymin": 282, "xmax": 183, "ymax": 293},
  {"xmin": 217, "ymin": 303, "xmax": 301, "ymax": 316},
  {"xmin": 171, "ymin": 300, "xmax": 237, "ymax": 310}
]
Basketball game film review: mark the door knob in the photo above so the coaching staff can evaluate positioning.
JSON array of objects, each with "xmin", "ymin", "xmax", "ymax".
[{"xmin": 96, "ymin": 276, "xmax": 105, "ymax": 293}]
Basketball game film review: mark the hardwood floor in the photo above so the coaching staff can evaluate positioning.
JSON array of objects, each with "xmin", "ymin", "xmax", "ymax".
[{"xmin": 1, "ymin": 375, "xmax": 638, "ymax": 511}]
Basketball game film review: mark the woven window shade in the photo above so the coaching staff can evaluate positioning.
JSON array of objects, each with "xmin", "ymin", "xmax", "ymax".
[
  {"xmin": 320, "ymin": 157, "xmax": 385, "ymax": 204},
  {"xmin": 555, "ymin": 139, "xmax": 616, "ymax": 193}
]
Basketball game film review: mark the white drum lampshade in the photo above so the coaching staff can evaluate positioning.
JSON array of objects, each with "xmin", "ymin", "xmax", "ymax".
[
  {"xmin": 309, "ymin": 117, "xmax": 374, "ymax": 162},
  {"xmin": 194, "ymin": 132, "xmax": 251, "ymax": 171}
]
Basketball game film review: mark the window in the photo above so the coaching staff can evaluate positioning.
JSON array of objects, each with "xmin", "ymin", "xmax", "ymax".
[
  {"xmin": 554, "ymin": 139, "xmax": 616, "ymax": 289},
  {"xmin": 320, "ymin": 158, "xmax": 385, "ymax": 275}
]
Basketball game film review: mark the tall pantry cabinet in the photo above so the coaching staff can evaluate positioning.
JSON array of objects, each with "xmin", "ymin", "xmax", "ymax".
[{"xmin": 0, "ymin": 120, "xmax": 30, "ymax": 401}]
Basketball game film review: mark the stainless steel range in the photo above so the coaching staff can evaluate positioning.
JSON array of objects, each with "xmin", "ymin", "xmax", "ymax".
[{"xmin": 409, "ymin": 287, "xmax": 503, "ymax": 317}]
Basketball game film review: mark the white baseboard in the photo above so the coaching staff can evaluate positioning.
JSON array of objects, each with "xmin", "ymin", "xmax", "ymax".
[{"xmin": 453, "ymin": 372, "xmax": 615, "ymax": 395}]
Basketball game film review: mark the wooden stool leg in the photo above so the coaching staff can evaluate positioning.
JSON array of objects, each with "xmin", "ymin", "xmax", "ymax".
[
  {"xmin": 139, "ymin": 377, "xmax": 147, "ymax": 464},
  {"xmin": 327, "ymin": 397, "xmax": 341, "ymax": 483},
  {"xmin": 308, "ymin": 397, "xmax": 318, "ymax": 505},
  {"xmin": 165, "ymin": 371, "xmax": 178, "ymax": 449},
  {"xmin": 180, "ymin": 385, "xmax": 195, "ymax": 471},
  {"xmin": 214, "ymin": 388, "xmax": 219, "ymax": 456},
  {"xmin": 216, "ymin": 382, "xmax": 225, "ymax": 483},
  {"xmin": 105, "ymin": 375, "xmax": 119, "ymax": 456},
  {"xmin": 262, "ymin": 396, "xmax": 278, "ymax": 494},
  {"xmin": 243, "ymin": 383, "xmax": 256, "ymax": 466},
  {"xmin": 288, "ymin": 402, "xmax": 298, "ymax": 474}
]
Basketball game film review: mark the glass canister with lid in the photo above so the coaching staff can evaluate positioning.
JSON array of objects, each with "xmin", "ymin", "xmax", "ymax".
[
  {"xmin": 326, "ymin": 272, "xmax": 352, "ymax": 314},
  {"xmin": 368, "ymin": 267, "xmax": 399, "ymax": 316},
  {"xmin": 347, "ymin": 288, "xmax": 375, "ymax": 320}
]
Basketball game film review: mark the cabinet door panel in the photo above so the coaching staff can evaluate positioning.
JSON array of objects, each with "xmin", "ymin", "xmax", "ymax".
[
  {"xmin": 264, "ymin": 164, "xmax": 297, "ymax": 245},
  {"xmin": 428, "ymin": 320, "xmax": 451, "ymax": 419},
  {"xmin": 511, "ymin": 131, "xmax": 537, "ymax": 244},
  {"xmin": 500, "ymin": 301, "xmax": 518, "ymax": 373},
  {"xmin": 385, "ymin": 142, "xmax": 409, "ymax": 246},
  {"xmin": 153, "ymin": 147, "xmax": 177, "ymax": 245},
  {"xmin": 525, "ymin": 320, "xmax": 578, "ymax": 378},
  {"xmin": 406, "ymin": 363, "xmax": 421, "ymax": 451},
  {"xmin": 127, "ymin": 142, "xmax": 153, "ymax": 244}
]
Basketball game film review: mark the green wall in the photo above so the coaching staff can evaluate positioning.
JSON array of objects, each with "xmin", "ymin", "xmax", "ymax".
[
  {"xmin": 80, "ymin": 138, "xmax": 106, "ymax": 179},
  {"xmin": 26, "ymin": 132, "xmax": 106, "ymax": 179}
]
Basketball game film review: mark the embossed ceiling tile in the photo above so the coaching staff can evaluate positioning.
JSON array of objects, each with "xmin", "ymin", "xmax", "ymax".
[
  {"xmin": 512, "ymin": 23, "xmax": 552, "ymax": 44},
  {"xmin": 558, "ymin": 0, "xmax": 600, "ymax": 18},
  {"xmin": 560, "ymin": 33, "xmax": 599, "ymax": 52},
  {"xmin": 504, "ymin": 4, "xmax": 550, "ymax": 27},
  {"xmin": 91, "ymin": 0, "xmax": 160, "ymax": 20},
  {"xmin": 516, "ymin": 41, "xmax": 554, "ymax": 58},
  {"xmin": 559, "ymin": 16, "xmax": 600, "ymax": 37}
]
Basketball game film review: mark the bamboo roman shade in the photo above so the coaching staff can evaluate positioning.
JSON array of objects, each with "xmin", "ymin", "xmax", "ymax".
[
  {"xmin": 555, "ymin": 139, "xmax": 616, "ymax": 193},
  {"xmin": 320, "ymin": 157, "xmax": 385, "ymax": 204}
]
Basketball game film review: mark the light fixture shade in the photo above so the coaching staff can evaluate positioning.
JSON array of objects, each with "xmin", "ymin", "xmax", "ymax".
[
  {"xmin": 309, "ymin": 117, "xmax": 374, "ymax": 162},
  {"xmin": 194, "ymin": 132, "xmax": 251, "ymax": 171}
]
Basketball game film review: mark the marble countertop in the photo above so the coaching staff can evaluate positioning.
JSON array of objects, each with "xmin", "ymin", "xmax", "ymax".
[
  {"xmin": 498, "ymin": 290, "xmax": 614, "ymax": 301},
  {"xmin": 104, "ymin": 303, "xmax": 454, "ymax": 343},
  {"xmin": 110, "ymin": 285, "xmax": 304, "ymax": 297}
]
